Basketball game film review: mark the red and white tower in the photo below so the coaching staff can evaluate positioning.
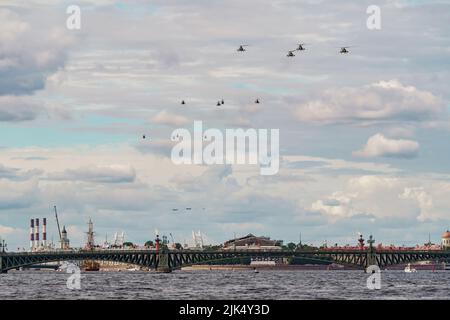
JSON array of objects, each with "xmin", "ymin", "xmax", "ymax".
[
  {"xmin": 42, "ymin": 218, "xmax": 47, "ymax": 248},
  {"xmin": 35, "ymin": 218, "xmax": 40, "ymax": 249},
  {"xmin": 30, "ymin": 219, "xmax": 34, "ymax": 250}
]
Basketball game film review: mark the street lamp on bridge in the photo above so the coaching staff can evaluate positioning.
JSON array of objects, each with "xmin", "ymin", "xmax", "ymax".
[{"xmin": 0, "ymin": 239, "xmax": 7, "ymax": 253}]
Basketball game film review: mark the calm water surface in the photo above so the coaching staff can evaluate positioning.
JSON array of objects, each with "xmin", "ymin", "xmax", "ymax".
[{"xmin": 1, "ymin": 270, "xmax": 449, "ymax": 300}]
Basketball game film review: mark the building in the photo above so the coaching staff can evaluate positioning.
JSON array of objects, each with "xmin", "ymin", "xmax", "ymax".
[
  {"xmin": 60, "ymin": 226, "xmax": 70, "ymax": 250},
  {"xmin": 223, "ymin": 234, "xmax": 283, "ymax": 250},
  {"xmin": 442, "ymin": 230, "xmax": 450, "ymax": 250}
]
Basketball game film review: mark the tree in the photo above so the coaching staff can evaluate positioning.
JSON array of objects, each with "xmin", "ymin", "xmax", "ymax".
[
  {"xmin": 286, "ymin": 242, "xmax": 297, "ymax": 251},
  {"xmin": 144, "ymin": 240, "xmax": 154, "ymax": 247},
  {"xmin": 123, "ymin": 242, "xmax": 134, "ymax": 247}
]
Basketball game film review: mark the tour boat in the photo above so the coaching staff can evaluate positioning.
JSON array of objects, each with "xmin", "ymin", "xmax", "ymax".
[{"xmin": 404, "ymin": 263, "xmax": 417, "ymax": 273}]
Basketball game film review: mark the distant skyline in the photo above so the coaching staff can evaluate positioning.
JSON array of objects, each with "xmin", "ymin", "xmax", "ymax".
[{"xmin": 1, "ymin": 0, "xmax": 450, "ymax": 250}]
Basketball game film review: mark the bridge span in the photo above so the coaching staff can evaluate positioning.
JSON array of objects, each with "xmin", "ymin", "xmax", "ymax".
[{"xmin": 1, "ymin": 248, "xmax": 449, "ymax": 273}]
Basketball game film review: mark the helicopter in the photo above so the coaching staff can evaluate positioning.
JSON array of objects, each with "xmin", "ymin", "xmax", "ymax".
[
  {"xmin": 296, "ymin": 43, "xmax": 307, "ymax": 51},
  {"xmin": 339, "ymin": 46, "xmax": 352, "ymax": 54},
  {"xmin": 287, "ymin": 50, "xmax": 296, "ymax": 57},
  {"xmin": 237, "ymin": 45, "xmax": 248, "ymax": 52}
]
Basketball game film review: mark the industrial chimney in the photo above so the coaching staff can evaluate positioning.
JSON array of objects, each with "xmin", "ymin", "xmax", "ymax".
[
  {"xmin": 42, "ymin": 218, "xmax": 47, "ymax": 248},
  {"xmin": 35, "ymin": 218, "xmax": 40, "ymax": 249},
  {"xmin": 30, "ymin": 219, "xmax": 34, "ymax": 251}
]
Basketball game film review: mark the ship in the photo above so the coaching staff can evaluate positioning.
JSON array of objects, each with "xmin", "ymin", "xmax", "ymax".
[
  {"xmin": 404, "ymin": 263, "xmax": 417, "ymax": 273},
  {"xmin": 82, "ymin": 260, "xmax": 100, "ymax": 271}
]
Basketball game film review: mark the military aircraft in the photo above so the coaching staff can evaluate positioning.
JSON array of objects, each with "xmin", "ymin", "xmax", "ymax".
[
  {"xmin": 296, "ymin": 43, "xmax": 307, "ymax": 51},
  {"xmin": 255, "ymin": 98, "xmax": 260, "ymax": 104},
  {"xmin": 237, "ymin": 45, "xmax": 248, "ymax": 52},
  {"xmin": 287, "ymin": 50, "xmax": 296, "ymax": 57},
  {"xmin": 340, "ymin": 46, "xmax": 352, "ymax": 54},
  {"xmin": 181, "ymin": 100, "xmax": 185, "ymax": 105}
]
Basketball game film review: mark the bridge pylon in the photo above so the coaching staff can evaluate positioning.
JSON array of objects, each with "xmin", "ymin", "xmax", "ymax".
[
  {"xmin": 365, "ymin": 235, "xmax": 378, "ymax": 273},
  {"xmin": 156, "ymin": 251, "xmax": 172, "ymax": 273}
]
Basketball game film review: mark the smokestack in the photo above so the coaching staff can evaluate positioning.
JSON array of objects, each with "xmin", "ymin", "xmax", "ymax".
[
  {"xmin": 30, "ymin": 219, "xmax": 34, "ymax": 250},
  {"xmin": 35, "ymin": 218, "xmax": 40, "ymax": 248},
  {"xmin": 43, "ymin": 218, "xmax": 47, "ymax": 248}
]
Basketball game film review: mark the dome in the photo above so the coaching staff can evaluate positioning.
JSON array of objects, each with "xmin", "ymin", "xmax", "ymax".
[{"xmin": 442, "ymin": 230, "xmax": 450, "ymax": 239}]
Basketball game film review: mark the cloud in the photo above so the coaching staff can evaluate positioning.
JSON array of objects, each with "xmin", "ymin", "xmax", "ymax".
[
  {"xmin": 0, "ymin": 96, "xmax": 45, "ymax": 122},
  {"xmin": 0, "ymin": 179, "xmax": 39, "ymax": 210},
  {"xmin": 0, "ymin": 164, "xmax": 42, "ymax": 180},
  {"xmin": 0, "ymin": 9, "xmax": 74, "ymax": 96},
  {"xmin": 150, "ymin": 110, "xmax": 190, "ymax": 126},
  {"xmin": 353, "ymin": 133, "xmax": 419, "ymax": 158},
  {"xmin": 311, "ymin": 191, "xmax": 358, "ymax": 218},
  {"xmin": 0, "ymin": 225, "xmax": 16, "ymax": 236},
  {"xmin": 399, "ymin": 187, "xmax": 433, "ymax": 221},
  {"xmin": 47, "ymin": 165, "xmax": 136, "ymax": 184},
  {"xmin": 295, "ymin": 80, "xmax": 444, "ymax": 125}
]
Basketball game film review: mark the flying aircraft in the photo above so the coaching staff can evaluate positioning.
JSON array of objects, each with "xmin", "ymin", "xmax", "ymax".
[
  {"xmin": 142, "ymin": 135, "xmax": 146, "ymax": 139},
  {"xmin": 287, "ymin": 50, "xmax": 296, "ymax": 57},
  {"xmin": 255, "ymin": 98, "xmax": 260, "ymax": 104},
  {"xmin": 339, "ymin": 46, "xmax": 352, "ymax": 54},
  {"xmin": 217, "ymin": 101, "xmax": 221, "ymax": 106},
  {"xmin": 221, "ymin": 99, "xmax": 224, "ymax": 105},
  {"xmin": 237, "ymin": 45, "xmax": 248, "ymax": 52},
  {"xmin": 181, "ymin": 100, "xmax": 185, "ymax": 105},
  {"xmin": 296, "ymin": 43, "xmax": 307, "ymax": 51}
]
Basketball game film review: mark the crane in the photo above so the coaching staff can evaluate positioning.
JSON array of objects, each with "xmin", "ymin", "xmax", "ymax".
[{"xmin": 54, "ymin": 206, "xmax": 62, "ymax": 242}]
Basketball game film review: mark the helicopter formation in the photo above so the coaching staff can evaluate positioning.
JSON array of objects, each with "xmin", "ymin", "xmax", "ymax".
[
  {"xmin": 171, "ymin": 207, "xmax": 206, "ymax": 214},
  {"xmin": 142, "ymin": 41, "xmax": 352, "ymax": 140},
  {"xmin": 238, "ymin": 43, "xmax": 354, "ymax": 56}
]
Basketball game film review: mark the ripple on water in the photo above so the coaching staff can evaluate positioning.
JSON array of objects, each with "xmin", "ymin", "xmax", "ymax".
[{"xmin": 1, "ymin": 270, "xmax": 449, "ymax": 300}]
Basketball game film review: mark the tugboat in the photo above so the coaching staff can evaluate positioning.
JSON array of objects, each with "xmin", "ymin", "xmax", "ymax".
[{"xmin": 82, "ymin": 260, "xmax": 100, "ymax": 272}]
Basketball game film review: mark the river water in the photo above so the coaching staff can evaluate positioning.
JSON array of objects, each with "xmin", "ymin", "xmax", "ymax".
[{"xmin": 1, "ymin": 270, "xmax": 449, "ymax": 300}]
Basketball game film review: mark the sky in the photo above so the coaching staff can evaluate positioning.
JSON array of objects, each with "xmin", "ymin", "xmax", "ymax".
[{"xmin": 0, "ymin": 0, "xmax": 450, "ymax": 250}]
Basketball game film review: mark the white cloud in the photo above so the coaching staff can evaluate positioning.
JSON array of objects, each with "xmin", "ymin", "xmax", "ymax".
[
  {"xmin": 47, "ymin": 165, "xmax": 136, "ymax": 184},
  {"xmin": 399, "ymin": 187, "xmax": 434, "ymax": 222},
  {"xmin": 0, "ymin": 225, "xmax": 16, "ymax": 235},
  {"xmin": 311, "ymin": 191, "xmax": 357, "ymax": 218},
  {"xmin": 295, "ymin": 80, "xmax": 444, "ymax": 125},
  {"xmin": 0, "ymin": 8, "xmax": 74, "ymax": 95},
  {"xmin": 353, "ymin": 133, "xmax": 419, "ymax": 158},
  {"xmin": 151, "ymin": 110, "xmax": 190, "ymax": 126}
]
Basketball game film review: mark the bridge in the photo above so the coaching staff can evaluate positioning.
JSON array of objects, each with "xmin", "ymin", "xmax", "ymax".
[{"xmin": 1, "ymin": 248, "xmax": 449, "ymax": 273}]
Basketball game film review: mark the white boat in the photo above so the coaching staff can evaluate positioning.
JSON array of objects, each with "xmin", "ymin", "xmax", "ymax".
[
  {"xmin": 404, "ymin": 263, "xmax": 417, "ymax": 273},
  {"xmin": 126, "ymin": 267, "xmax": 140, "ymax": 271}
]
